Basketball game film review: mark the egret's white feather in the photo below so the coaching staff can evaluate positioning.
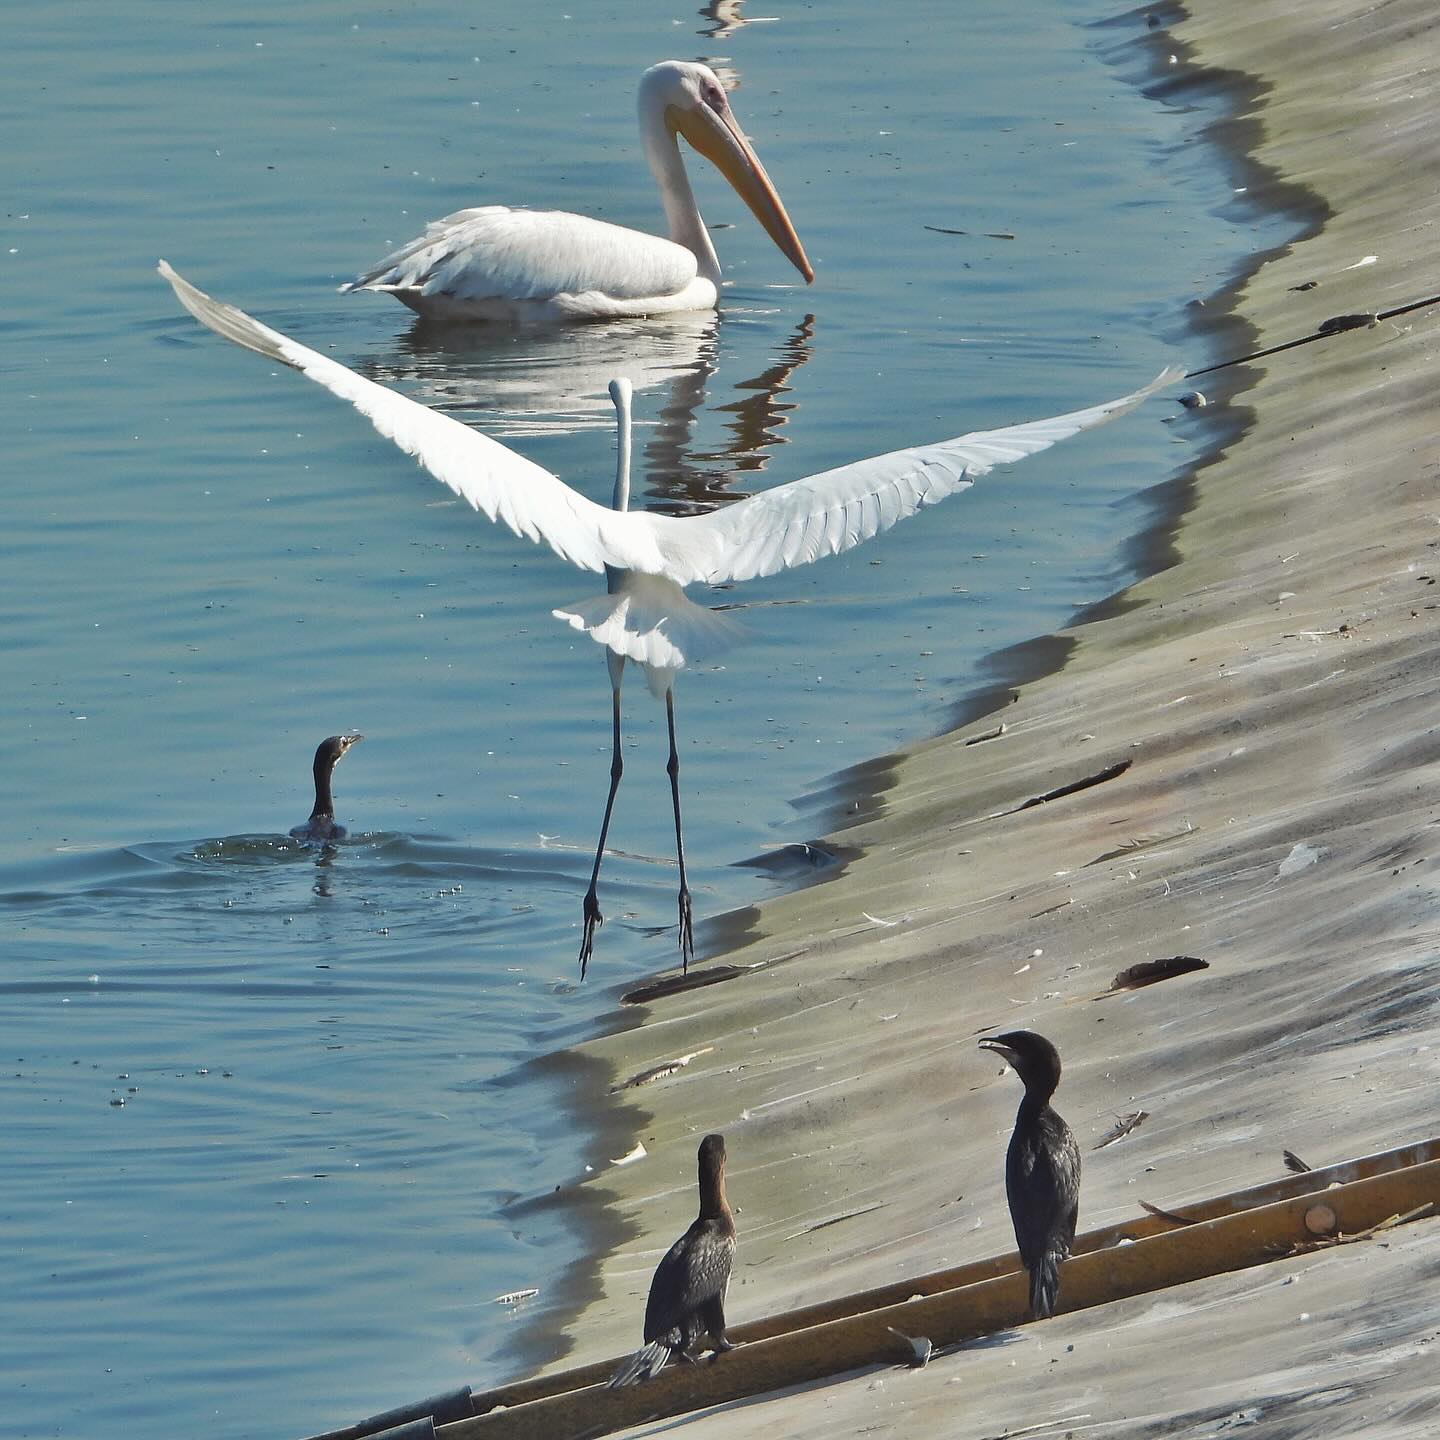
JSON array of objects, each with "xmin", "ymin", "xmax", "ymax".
[
  {"xmin": 161, "ymin": 260, "xmax": 621, "ymax": 574},
  {"xmin": 554, "ymin": 573, "xmax": 746, "ymax": 692},
  {"xmin": 160, "ymin": 262, "xmax": 1176, "ymax": 672},
  {"xmin": 651, "ymin": 369, "xmax": 1181, "ymax": 585},
  {"xmin": 162, "ymin": 260, "xmax": 1174, "ymax": 980}
]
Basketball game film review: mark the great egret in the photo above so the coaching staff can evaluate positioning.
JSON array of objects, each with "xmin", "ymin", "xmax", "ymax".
[
  {"xmin": 340, "ymin": 61, "xmax": 813, "ymax": 323},
  {"xmin": 158, "ymin": 260, "xmax": 1175, "ymax": 974}
]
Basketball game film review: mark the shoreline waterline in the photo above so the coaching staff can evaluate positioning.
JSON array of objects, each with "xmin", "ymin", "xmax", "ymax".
[
  {"xmin": 510, "ymin": 0, "xmax": 1440, "ymax": 1429},
  {"xmin": 492, "ymin": 0, "xmax": 1314, "ymax": 1394}
]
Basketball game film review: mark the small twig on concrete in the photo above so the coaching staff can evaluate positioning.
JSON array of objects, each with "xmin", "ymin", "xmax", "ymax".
[
  {"xmin": 964, "ymin": 722, "xmax": 1007, "ymax": 746},
  {"xmin": 784, "ymin": 1202, "xmax": 888, "ymax": 1241},
  {"xmin": 1186, "ymin": 287, "xmax": 1440, "ymax": 379}
]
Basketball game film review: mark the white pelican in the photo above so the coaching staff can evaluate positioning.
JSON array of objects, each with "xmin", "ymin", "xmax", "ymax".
[
  {"xmin": 159, "ymin": 261, "xmax": 1175, "ymax": 974},
  {"xmin": 339, "ymin": 61, "xmax": 813, "ymax": 323}
]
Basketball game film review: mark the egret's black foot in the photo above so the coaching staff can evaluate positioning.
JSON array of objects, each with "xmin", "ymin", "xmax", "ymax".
[
  {"xmin": 677, "ymin": 887, "xmax": 694, "ymax": 971},
  {"xmin": 579, "ymin": 891, "xmax": 603, "ymax": 978}
]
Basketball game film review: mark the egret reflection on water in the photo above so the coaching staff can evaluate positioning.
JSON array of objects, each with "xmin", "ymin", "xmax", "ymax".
[
  {"xmin": 159, "ymin": 260, "xmax": 1175, "ymax": 974},
  {"xmin": 340, "ymin": 61, "xmax": 813, "ymax": 324}
]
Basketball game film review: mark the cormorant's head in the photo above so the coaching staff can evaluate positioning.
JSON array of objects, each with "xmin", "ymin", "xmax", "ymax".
[
  {"xmin": 698, "ymin": 1132, "xmax": 727, "ymax": 1176},
  {"xmin": 315, "ymin": 733, "xmax": 364, "ymax": 770},
  {"xmin": 979, "ymin": 1030, "xmax": 1063, "ymax": 1095}
]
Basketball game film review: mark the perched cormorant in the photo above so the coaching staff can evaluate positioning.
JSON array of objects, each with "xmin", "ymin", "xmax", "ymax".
[
  {"xmin": 979, "ymin": 1030, "xmax": 1081, "ymax": 1320},
  {"xmin": 289, "ymin": 734, "xmax": 363, "ymax": 843},
  {"xmin": 608, "ymin": 1133, "xmax": 736, "ymax": 1387}
]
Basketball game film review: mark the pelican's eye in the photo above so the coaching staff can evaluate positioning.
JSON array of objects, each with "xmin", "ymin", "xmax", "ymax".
[{"xmin": 701, "ymin": 82, "xmax": 727, "ymax": 114}]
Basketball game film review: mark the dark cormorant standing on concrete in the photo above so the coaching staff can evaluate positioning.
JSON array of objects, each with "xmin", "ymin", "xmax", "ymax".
[
  {"xmin": 289, "ymin": 734, "xmax": 363, "ymax": 843},
  {"xmin": 608, "ymin": 1133, "xmax": 736, "ymax": 1387},
  {"xmin": 980, "ymin": 1029, "xmax": 1081, "ymax": 1319}
]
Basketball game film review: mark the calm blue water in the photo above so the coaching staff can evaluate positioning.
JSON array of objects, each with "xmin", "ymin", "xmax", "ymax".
[{"xmin": 2, "ymin": 2, "xmax": 1269, "ymax": 1435}]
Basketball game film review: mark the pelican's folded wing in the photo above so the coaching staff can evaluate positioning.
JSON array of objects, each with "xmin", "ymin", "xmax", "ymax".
[
  {"xmin": 158, "ymin": 261, "xmax": 625, "ymax": 574},
  {"xmin": 341, "ymin": 207, "xmax": 699, "ymax": 305},
  {"xmin": 648, "ymin": 367, "xmax": 1180, "ymax": 586}
]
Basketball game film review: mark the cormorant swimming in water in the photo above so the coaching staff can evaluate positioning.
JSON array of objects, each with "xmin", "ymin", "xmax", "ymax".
[
  {"xmin": 608, "ymin": 1133, "xmax": 736, "ymax": 1387},
  {"xmin": 289, "ymin": 734, "xmax": 363, "ymax": 843},
  {"xmin": 979, "ymin": 1029, "xmax": 1081, "ymax": 1320}
]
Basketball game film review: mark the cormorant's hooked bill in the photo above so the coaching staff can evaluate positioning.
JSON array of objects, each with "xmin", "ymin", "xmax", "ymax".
[{"xmin": 980, "ymin": 1030, "xmax": 1081, "ymax": 1320}]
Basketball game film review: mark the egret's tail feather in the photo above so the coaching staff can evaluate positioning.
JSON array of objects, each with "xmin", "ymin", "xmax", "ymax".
[
  {"xmin": 606, "ymin": 1340, "xmax": 671, "ymax": 1389},
  {"xmin": 554, "ymin": 573, "xmax": 746, "ymax": 684}
]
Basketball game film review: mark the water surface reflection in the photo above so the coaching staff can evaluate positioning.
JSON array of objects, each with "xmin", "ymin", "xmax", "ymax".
[{"xmin": 359, "ymin": 310, "xmax": 815, "ymax": 515}]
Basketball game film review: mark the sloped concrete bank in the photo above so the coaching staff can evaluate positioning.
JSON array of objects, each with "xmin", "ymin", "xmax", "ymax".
[{"xmin": 536, "ymin": 0, "xmax": 1440, "ymax": 1433}]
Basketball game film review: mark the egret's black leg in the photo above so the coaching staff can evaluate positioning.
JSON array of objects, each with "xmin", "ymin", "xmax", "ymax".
[
  {"xmin": 579, "ymin": 686, "xmax": 623, "ymax": 979},
  {"xmin": 665, "ymin": 688, "xmax": 695, "ymax": 970}
]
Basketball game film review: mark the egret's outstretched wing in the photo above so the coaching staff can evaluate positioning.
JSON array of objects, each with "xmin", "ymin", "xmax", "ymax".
[
  {"xmin": 159, "ymin": 261, "xmax": 626, "ymax": 574},
  {"xmin": 341, "ymin": 207, "xmax": 698, "ymax": 305},
  {"xmin": 647, "ymin": 367, "xmax": 1180, "ymax": 585},
  {"xmin": 162, "ymin": 262, "xmax": 1174, "ymax": 592}
]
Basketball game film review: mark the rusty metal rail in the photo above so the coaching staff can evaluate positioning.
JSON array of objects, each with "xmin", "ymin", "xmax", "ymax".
[{"xmin": 301, "ymin": 1136, "xmax": 1440, "ymax": 1440}]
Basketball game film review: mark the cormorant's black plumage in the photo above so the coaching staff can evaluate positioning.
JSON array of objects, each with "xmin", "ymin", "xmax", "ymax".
[
  {"xmin": 980, "ymin": 1029, "xmax": 1081, "ymax": 1320},
  {"xmin": 289, "ymin": 734, "xmax": 363, "ymax": 843},
  {"xmin": 608, "ymin": 1133, "xmax": 736, "ymax": 1387}
]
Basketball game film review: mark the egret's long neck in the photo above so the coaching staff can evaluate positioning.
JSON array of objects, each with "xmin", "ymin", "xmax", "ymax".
[
  {"xmin": 610, "ymin": 384, "xmax": 633, "ymax": 514},
  {"xmin": 642, "ymin": 109, "xmax": 723, "ymax": 287},
  {"xmin": 606, "ymin": 379, "xmax": 634, "ymax": 597}
]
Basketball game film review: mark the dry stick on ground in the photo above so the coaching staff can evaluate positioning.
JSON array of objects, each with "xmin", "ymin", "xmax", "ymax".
[
  {"xmin": 609, "ymin": 1048, "xmax": 715, "ymax": 1093},
  {"xmin": 1186, "ymin": 287, "xmax": 1440, "ymax": 378},
  {"xmin": 988, "ymin": 760, "xmax": 1132, "ymax": 820},
  {"xmin": 1283, "ymin": 1201, "xmax": 1437, "ymax": 1255}
]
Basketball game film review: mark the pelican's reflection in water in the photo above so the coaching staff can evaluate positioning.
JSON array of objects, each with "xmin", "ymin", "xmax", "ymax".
[
  {"xmin": 356, "ymin": 310, "xmax": 816, "ymax": 516},
  {"xmin": 359, "ymin": 311, "xmax": 720, "ymax": 441}
]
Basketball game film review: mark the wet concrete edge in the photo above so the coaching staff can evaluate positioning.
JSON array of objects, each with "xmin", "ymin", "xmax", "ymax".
[{"xmin": 494, "ymin": 0, "xmax": 1332, "ymax": 1387}]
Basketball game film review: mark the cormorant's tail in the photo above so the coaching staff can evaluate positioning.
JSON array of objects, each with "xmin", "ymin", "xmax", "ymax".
[
  {"xmin": 606, "ymin": 1340, "xmax": 671, "ymax": 1388},
  {"xmin": 1029, "ymin": 1252, "xmax": 1063, "ymax": 1320}
]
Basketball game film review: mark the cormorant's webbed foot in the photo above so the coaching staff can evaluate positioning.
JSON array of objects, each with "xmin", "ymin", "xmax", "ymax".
[
  {"xmin": 578, "ymin": 891, "xmax": 603, "ymax": 978},
  {"xmin": 677, "ymin": 886, "xmax": 694, "ymax": 971}
]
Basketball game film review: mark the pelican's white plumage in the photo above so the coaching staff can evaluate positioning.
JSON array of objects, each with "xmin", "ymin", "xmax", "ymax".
[
  {"xmin": 346, "ymin": 209, "xmax": 702, "ymax": 313},
  {"xmin": 342, "ymin": 62, "xmax": 813, "ymax": 322}
]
